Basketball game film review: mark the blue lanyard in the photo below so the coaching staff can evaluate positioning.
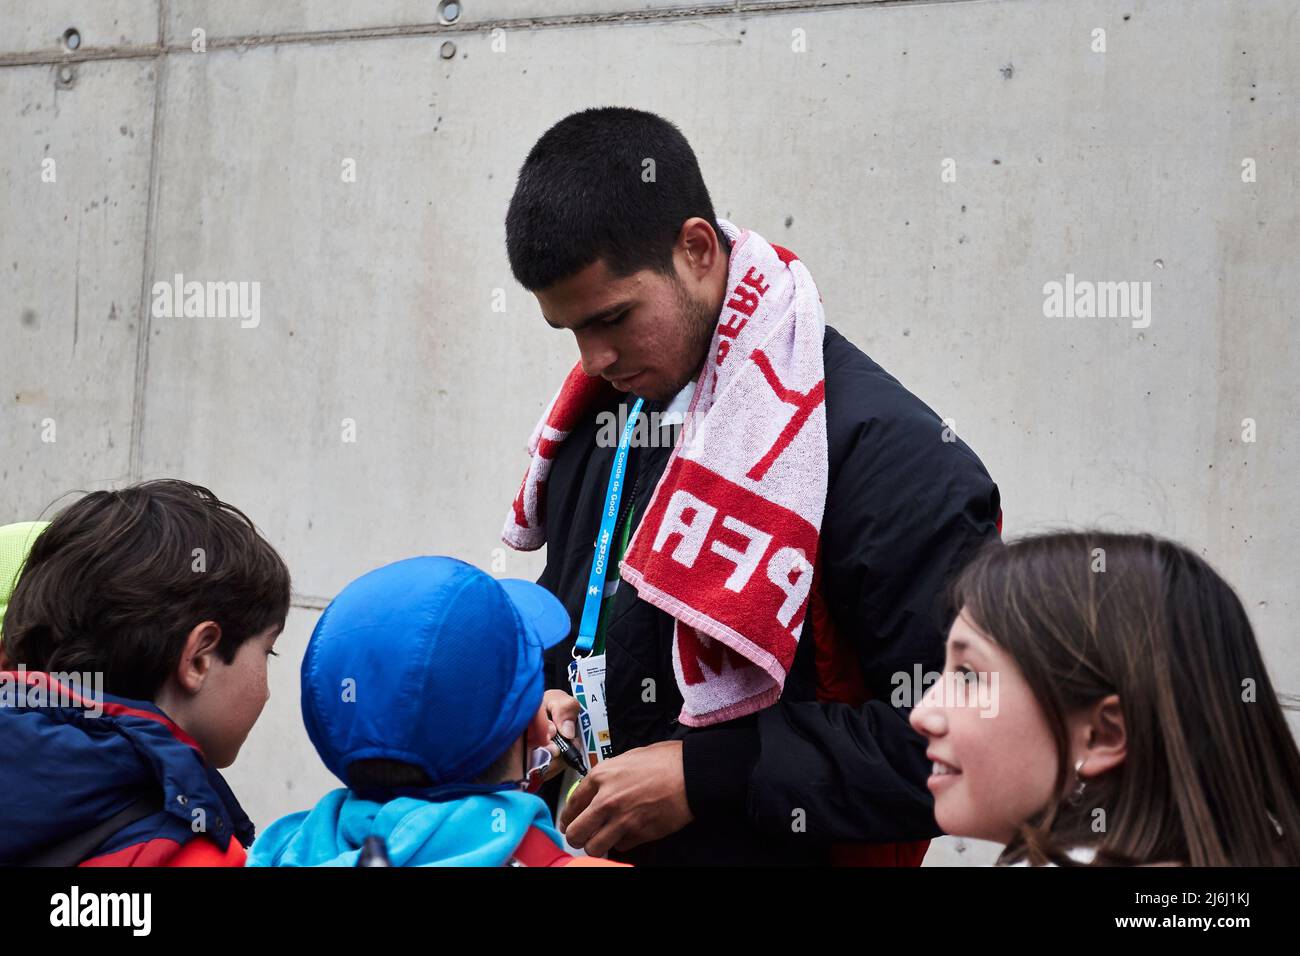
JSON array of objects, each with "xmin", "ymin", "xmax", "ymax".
[{"xmin": 575, "ymin": 397, "xmax": 644, "ymax": 656}]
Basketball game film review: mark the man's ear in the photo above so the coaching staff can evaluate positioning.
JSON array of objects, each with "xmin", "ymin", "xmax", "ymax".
[
  {"xmin": 1073, "ymin": 693, "xmax": 1127, "ymax": 778},
  {"xmin": 676, "ymin": 216, "xmax": 723, "ymax": 281},
  {"xmin": 173, "ymin": 621, "xmax": 223, "ymax": 694}
]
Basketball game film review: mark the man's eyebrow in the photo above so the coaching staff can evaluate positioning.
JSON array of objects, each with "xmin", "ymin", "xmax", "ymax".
[{"xmin": 545, "ymin": 299, "xmax": 635, "ymax": 331}]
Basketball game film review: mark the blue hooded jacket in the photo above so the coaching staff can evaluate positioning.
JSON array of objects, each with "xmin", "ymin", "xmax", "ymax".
[
  {"xmin": 0, "ymin": 671, "xmax": 254, "ymax": 865},
  {"xmin": 246, "ymin": 786, "xmax": 566, "ymax": 867}
]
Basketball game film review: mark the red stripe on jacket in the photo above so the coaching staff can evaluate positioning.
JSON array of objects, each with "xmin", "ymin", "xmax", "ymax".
[{"xmin": 807, "ymin": 561, "xmax": 930, "ymax": 867}]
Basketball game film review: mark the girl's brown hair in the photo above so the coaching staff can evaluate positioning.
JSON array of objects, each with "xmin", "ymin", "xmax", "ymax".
[
  {"xmin": 951, "ymin": 531, "xmax": 1300, "ymax": 866},
  {"xmin": 2, "ymin": 480, "xmax": 290, "ymax": 701}
]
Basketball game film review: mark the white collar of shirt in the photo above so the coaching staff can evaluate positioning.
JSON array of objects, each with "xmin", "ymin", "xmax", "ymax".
[{"xmin": 658, "ymin": 379, "xmax": 696, "ymax": 427}]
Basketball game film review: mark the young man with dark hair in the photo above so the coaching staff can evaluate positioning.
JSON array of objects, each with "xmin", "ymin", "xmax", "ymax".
[
  {"xmin": 502, "ymin": 106, "xmax": 1003, "ymax": 865},
  {"xmin": 0, "ymin": 479, "xmax": 290, "ymax": 865}
]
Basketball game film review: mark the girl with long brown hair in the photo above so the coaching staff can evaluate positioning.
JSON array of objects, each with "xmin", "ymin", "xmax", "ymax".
[{"xmin": 910, "ymin": 531, "xmax": 1300, "ymax": 865}]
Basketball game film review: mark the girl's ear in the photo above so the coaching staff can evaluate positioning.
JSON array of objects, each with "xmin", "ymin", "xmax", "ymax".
[
  {"xmin": 172, "ymin": 621, "xmax": 223, "ymax": 694},
  {"xmin": 1073, "ymin": 693, "xmax": 1127, "ymax": 778}
]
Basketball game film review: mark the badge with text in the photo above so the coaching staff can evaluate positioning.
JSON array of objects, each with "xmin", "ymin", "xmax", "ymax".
[{"xmin": 567, "ymin": 653, "xmax": 612, "ymax": 770}]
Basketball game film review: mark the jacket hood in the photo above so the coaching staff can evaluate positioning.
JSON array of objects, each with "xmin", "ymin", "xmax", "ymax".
[{"xmin": 246, "ymin": 786, "xmax": 564, "ymax": 867}]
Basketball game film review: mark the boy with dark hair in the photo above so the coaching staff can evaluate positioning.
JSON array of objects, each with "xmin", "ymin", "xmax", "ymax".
[
  {"xmin": 247, "ymin": 556, "xmax": 623, "ymax": 867},
  {"xmin": 0, "ymin": 479, "xmax": 290, "ymax": 866}
]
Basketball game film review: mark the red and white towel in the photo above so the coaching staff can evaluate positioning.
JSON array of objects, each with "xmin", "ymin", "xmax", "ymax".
[{"xmin": 503, "ymin": 219, "xmax": 827, "ymax": 727}]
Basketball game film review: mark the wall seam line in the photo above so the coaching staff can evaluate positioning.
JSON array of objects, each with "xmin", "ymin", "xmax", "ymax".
[
  {"xmin": 127, "ymin": 1, "xmax": 167, "ymax": 483},
  {"xmin": 0, "ymin": 0, "xmax": 983, "ymax": 67}
]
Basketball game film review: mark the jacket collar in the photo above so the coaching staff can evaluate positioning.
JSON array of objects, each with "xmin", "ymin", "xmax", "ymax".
[{"xmin": 0, "ymin": 670, "xmax": 255, "ymax": 850}]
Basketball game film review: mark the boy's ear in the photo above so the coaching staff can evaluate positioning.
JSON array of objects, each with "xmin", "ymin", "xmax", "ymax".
[
  {"xmin": 524, "ymin": 703, "xmax": 551, "ymax": 750},
  {"xmin": 173, "ymin": 621, "xmax": 223, "ymax": 694}
]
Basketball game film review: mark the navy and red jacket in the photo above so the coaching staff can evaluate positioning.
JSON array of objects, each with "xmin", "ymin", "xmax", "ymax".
[{"xmin": 0, "ymin": 671, "xmax": 254, "ymax": 866}]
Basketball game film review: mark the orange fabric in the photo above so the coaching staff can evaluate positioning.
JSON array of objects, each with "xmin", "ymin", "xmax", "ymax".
[
  {"xmin": 808, "ymin": 557, "xmax": 930, "ymax": 867},
  {"xmin": 562, "ymin": 857, "xmax": 631, "ymax": 867},
  {"xmin": 511, "ymin": 827, "xmax": 630, "ymax": 867}
]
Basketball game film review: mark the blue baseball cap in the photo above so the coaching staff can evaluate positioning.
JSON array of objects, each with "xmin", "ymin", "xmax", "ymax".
[{"xmin": 300, "ymin": 556, "xmax": 570, "ymax": 793}]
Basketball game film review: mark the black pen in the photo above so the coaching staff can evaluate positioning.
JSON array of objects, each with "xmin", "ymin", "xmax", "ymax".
[{"xmin": 551, "ymin": 732, "xmax": 588, "ymax": 778}]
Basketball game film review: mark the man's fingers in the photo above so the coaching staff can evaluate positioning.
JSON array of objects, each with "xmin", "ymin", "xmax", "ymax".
[
  {"xmin": 612, "ymin": 825, "xmax": 652, "ymax": 854},
  {"xmin": 564, "ymin": 801, "xmax": 612, "ymax": 851},
  {"xmin": 582, "ymin": 822, "xmax": 626, "ymax": 860},
  {"xmin": 559, "ymin": 776, "xmax": 600, "ymax": 834},
  {"xmin": 543, "ymin": 690, "xmax": 580, "ymax": 739}
]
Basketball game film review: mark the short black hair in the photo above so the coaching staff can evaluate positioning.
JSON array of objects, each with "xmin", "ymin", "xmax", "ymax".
[
  {"xmin": 345, "ymin": 746, "xmax": 521, "ymax": 798},
  {"xmin": 2, "ymin": 479, "xmax": 291, "ymax": 701},
  {"xmin": 346, "ymin": 759, "xmax": 433, "ymax": 793},
  {"xmin": 505, "ymin": 106, "xmax": 731, "ymax": 292}
]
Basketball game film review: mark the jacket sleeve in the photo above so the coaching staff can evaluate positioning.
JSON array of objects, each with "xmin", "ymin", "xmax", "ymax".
[{"xmin": 681, "ymin": 397, "xmax": 1001, "ymax": 843}]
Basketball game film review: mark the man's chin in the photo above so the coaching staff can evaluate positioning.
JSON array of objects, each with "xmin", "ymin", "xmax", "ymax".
[
  {"xmin": 633, "ymin": 374, "xmax": 691, "ymax": 403},
  {"xmin": 631, "ymin": 382, "xmax": 667, "ymax": 402}
]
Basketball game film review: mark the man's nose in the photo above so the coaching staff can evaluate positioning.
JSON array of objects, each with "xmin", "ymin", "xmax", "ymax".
[{"xmin": 576, "ymin": 333, "xmax": 617, "ymax": 378}]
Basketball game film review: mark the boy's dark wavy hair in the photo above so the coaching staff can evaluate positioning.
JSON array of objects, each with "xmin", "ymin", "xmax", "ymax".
[{"xmin": 2, "ymin": 479, "xmax": 290, "ymax": 701}]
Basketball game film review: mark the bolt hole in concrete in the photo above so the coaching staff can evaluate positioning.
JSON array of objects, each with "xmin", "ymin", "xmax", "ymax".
[
  {"xmin": 439, "ymin": 1, "xmax": 461, "ymax": 25},
  {"xmin": 440, "ymin": 41, "xmax": 457, "ymax": 59},
  {"xmin": 62, "ymin": 27, "xmax": 80, "ymax": 51},
  {"xmin": 57, "ymin": 64, "xmax": 75, "ymax": 88}
]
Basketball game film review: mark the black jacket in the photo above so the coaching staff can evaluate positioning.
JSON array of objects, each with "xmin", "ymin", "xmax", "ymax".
[{"xmin": 538, "ymin": 325, "xmax": 1001, "ymax": 865}]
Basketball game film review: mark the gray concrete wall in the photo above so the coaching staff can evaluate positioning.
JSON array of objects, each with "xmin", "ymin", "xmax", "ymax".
[{"xmin": 3, "ymin": 0, "xmax": 1296, "ymax": 867}]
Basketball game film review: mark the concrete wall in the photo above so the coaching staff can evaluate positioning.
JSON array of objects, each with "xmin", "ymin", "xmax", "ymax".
[{"xmin": 3, "ymin": 0, "xmax": 1296, "ymax": 867}]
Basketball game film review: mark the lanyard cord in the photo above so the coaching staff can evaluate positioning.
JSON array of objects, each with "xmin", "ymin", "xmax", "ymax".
[
  {"xmin": 592, "ymin": 449, "xmax": 645, "ymax": 654},
  {"xmin": 574, "ymin": 397, "xmax": 644, "ymax": 657}
]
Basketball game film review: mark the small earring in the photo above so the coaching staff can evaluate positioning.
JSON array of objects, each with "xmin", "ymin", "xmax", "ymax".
[{"xmin": 1068, "ymin": 757, "xmax": 1088, "ymax": 806}]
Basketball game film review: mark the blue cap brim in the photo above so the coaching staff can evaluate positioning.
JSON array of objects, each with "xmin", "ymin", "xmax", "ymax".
[{"xmin": 498, "ymin": 579, "xmax": 571, "ymax": 650}]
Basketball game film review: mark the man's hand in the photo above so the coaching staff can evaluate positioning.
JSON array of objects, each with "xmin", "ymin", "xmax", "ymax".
[
  {"xmin": 538, "ymin": 689, "xmax": 580, "ymax": 781},
  {"xmin": 558, "ymin": 740, "xmax": 693, "ymax": 858}
]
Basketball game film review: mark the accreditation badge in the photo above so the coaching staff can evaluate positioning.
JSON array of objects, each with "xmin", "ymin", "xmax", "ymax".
[{"xmin": 567, "ymin": 653, "xmax": 613, "ymax": 770}]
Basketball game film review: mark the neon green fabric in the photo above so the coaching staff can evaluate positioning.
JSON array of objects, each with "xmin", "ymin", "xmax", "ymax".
[{"xmin": 0, "ymin": 521, "xmax": 49, "ymax": 638}]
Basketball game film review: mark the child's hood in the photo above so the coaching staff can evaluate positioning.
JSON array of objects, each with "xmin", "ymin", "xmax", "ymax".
[
  {"xmin": 247, "ymin": 786, "xmax": 566, "ymax": 867},
  {"xmin": 0, "ymin": 673, "xmax": 254, "ymax": 862}
]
